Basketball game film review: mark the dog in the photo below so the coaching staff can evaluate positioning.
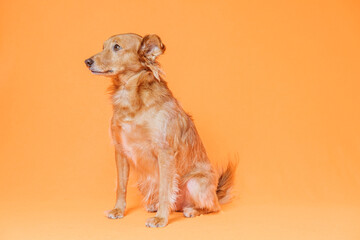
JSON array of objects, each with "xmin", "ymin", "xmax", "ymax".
[{"xmin": 85, "ymin": 33, "xmax": 236, "ymax": 227}]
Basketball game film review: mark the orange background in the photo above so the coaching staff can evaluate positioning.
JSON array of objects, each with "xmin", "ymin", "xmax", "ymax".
[{"xmin": 1, "ymin": 0, "xmax": 360, "ymax": 239}]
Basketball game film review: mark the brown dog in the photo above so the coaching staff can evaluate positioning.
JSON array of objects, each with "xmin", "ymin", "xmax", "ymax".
[{"xmin": 85, "ymin": 33, "xmax": 236, "ymax": 227}]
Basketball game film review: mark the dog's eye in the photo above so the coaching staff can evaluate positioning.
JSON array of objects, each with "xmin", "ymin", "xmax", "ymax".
[{"xmin": 113, "ymin": 44, "xmax": 122, "ymax": 51}]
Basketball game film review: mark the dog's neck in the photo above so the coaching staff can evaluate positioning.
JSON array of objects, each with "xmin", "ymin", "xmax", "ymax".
[
  {"xmin": 109, "ymin": 68, "xmax": 174, "ymax": 121},
  {"xmin": 109, "ymin": 70, "xmax": 145, "ymax": 116},
  {"xmin": 111, "ymin": 70, "xmax": 146, "ymax": 90}
]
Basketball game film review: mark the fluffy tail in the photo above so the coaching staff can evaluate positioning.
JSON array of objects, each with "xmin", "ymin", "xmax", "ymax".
[{"xmin": 216, "ymin": 160, "xmax": 238, "ymax": 204}]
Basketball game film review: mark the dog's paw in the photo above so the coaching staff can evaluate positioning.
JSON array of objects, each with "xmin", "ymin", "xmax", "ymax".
[
  {"xmin": 106, "ymin": 208, "xmax": 124, "ymax": 219},
  {"xmin": 145, "ymin": 216, "xmax": 167, "ymax": 228},
  {"xmin": 146, "ymin": 203, "xmax": 158, "ymax": 212},
  {"xmin": 183, "ymin": 207, "xmax": 200, "ymax": 218}
]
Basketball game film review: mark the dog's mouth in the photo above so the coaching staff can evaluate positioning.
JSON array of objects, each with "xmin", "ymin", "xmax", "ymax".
[{"xmin": 91, "ymin": 70, "xmax": 114, "ymax": 74}]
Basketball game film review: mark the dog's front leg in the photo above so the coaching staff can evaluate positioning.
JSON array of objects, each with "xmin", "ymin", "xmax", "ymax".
[
  {"xmin": 107, "ymin": 149, "xmax": 129, "ymax": 219},
  {"xmin": 145, "ymin": 149, "xmax": 176, "ymax": 228}
]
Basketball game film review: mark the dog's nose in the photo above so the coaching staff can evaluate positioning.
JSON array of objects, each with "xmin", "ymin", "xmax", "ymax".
[{"xmin": 85, "ymin": 58, "xmax": 94, "ymax": 67}]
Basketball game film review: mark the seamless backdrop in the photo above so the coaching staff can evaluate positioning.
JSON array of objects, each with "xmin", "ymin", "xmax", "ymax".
[{"xmin": 1, "ymin": 0, "xmax": 360, "ymax": 239}]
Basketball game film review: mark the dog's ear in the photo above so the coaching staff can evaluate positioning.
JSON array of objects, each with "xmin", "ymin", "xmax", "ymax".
[{"xmin": 138, "ymin": 34, "xmax": 166, "ymax": 62}]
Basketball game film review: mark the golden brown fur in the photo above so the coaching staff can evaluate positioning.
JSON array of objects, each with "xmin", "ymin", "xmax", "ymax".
[{"xmin": 85, "ymin": 33, "xmax": 237, "ymax": 227}]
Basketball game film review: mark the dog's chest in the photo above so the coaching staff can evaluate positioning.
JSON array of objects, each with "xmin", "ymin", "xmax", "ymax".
[{"xmin": 114, "ymin": 120, "xmax": 155, "ymax": 166}]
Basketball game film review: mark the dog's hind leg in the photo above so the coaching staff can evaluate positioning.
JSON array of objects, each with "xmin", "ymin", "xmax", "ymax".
[
  {"xmin": 183, "ymin": 173, "xmax": 221, "ymax": 217},
  {"xmin": 146, "ymin": 202, "xmax": 159, "ymax": 212},
  {"xmin": 137, "ymin": 178, "xmax": 159, "ymax": 212}
]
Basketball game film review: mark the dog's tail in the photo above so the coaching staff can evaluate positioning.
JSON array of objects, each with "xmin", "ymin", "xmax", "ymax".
[{"xmin": 216, "ymin": 159, "xmax": 238, "ymax": 204}]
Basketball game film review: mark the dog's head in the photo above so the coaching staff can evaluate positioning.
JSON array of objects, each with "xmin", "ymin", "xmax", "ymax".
[{"xmin": 85, "ymin": 33, "xmax": 165, "ymax": 80}]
